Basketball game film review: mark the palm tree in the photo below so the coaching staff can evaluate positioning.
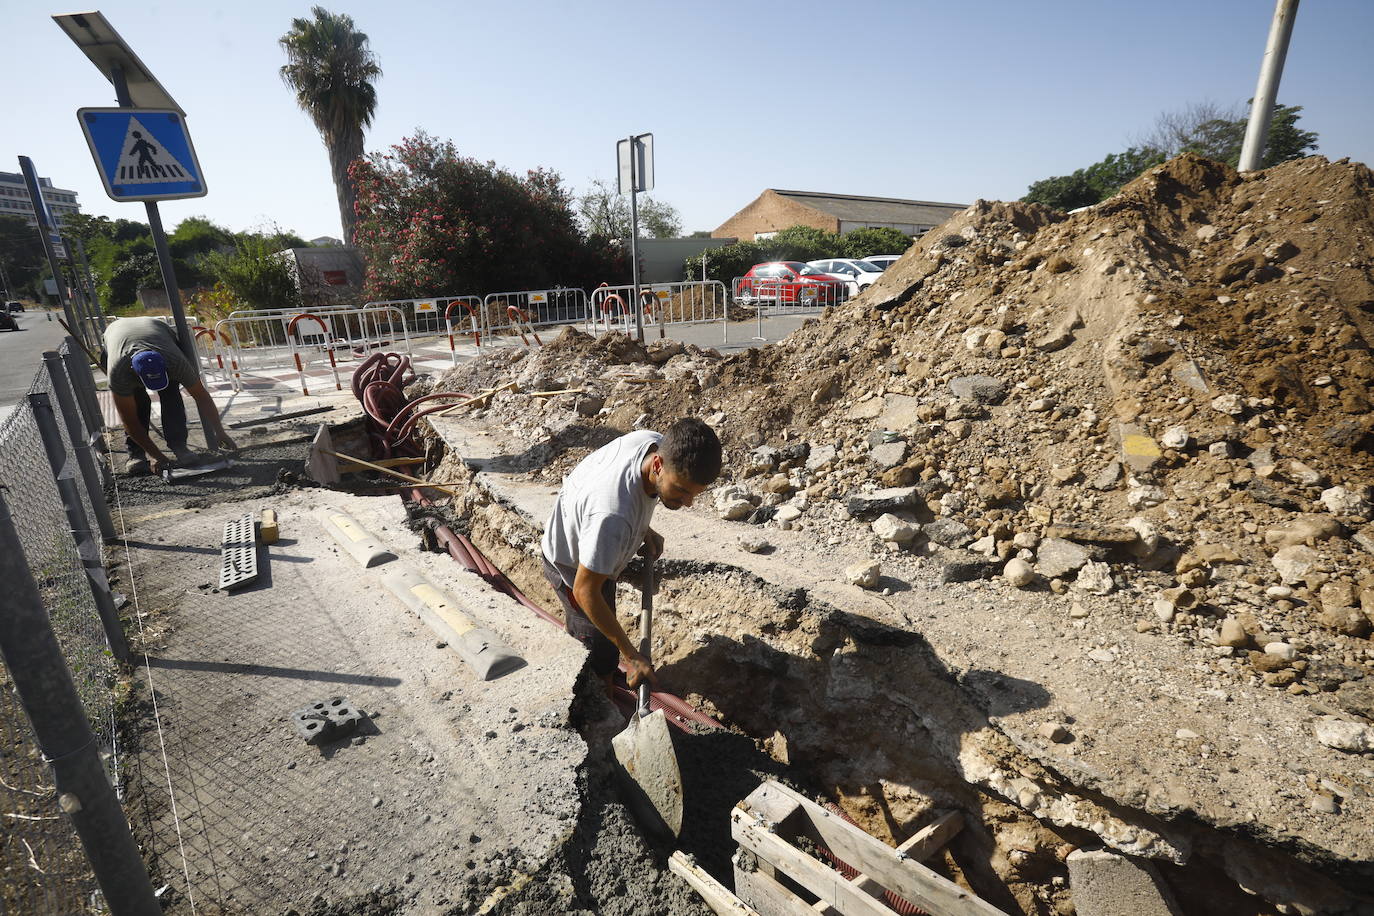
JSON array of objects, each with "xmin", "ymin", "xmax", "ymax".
[{"xmin": 279, "ymin": 8, "xmax": 381, "ymax": 245}]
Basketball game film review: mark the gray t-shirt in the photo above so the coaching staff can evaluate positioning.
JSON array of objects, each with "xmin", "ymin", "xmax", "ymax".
[
  {"xmin": 104, "ymin": 317, "xmax": 198, "ymax": 396},
  {"xmin": 541, "ymin": 430, "xmax": 662, "ymax": 589}
]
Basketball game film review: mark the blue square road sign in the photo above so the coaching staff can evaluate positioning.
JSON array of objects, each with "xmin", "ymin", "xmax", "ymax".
[{"xmin": 77, "ymin": 107, "xmax": 207, "ymax": 202}]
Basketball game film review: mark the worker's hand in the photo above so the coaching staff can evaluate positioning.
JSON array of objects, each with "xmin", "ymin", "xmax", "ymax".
[
  {"xmin": 149, "ymin": 454, "xmax": 170, "ymax": 476},
  {"xmin": 638, "ymin": 529, "xmax": 664, "ymax": 560},
  {"xmin": 624, "ymin": 651, "xmax": 658, "ymax": 690}
]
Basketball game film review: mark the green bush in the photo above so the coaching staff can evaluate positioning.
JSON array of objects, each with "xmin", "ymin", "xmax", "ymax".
[
  {"xmin": 683, "ymin": 224, "xmax": 919, "ymax": 281},
  {"xmin": 840, "ymin": 227, "xmax": 913, "ymax": 260}
]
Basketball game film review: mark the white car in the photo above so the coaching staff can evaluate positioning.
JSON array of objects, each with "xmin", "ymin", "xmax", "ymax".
[
  {"xmin": 862, "ymin": 254, "xmax": 902, "ymax": 271},
  {"xmin": 806, "ymin": 259, "xmax": 886, "ymax": 296}
]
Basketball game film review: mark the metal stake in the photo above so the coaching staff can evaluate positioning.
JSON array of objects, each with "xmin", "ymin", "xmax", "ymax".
[
  {"xmin": 629, "ymin": 134, "xmax": 643, "ymax": 345},
  {"xmin": 61, "ymin": 339, "xmax": 107, "ymax": 454},
  {"xmin": 43, "ymin": 351, "xmax": 115, "ymax": 540},
  {"xmin": 29, "ymin": 391, "xmax": 130, "ymax": 662},
  {"xmin": 0, "ymin": 490, "xmax": 160, "ymax": 916}
]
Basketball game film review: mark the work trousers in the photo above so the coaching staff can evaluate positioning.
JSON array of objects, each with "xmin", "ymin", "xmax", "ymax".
[{"xmin": 126, "ymin": 384, "xmax": 188, "ymax": 459}]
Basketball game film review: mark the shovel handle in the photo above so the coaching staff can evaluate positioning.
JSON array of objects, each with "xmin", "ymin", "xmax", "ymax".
[{"xmin": 638, "ymin": 559, "xmax": 654, "ymax": 716}]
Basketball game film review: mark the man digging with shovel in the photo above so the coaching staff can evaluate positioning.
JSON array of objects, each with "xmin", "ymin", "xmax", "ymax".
[
  {"xmin": 104, "ymin": 317, "xmax": 237, "ymax": 476},
  {"xmin": 541, "ymin": 417, "xmax": 722, "ymax": 695}
]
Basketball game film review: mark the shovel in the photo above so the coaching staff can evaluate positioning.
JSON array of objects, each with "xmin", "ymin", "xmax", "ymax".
[
  {"xmin": 611, "ymin": 559, "xmax": 684, "ymax": 838},
  {"xmin": 162, "ymin": 456, "xmax": 234, "ymax": 482}
]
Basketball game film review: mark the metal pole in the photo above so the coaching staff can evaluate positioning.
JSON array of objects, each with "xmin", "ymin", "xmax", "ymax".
[
  {"xmin": 43, "ymin": 351, "xmax": 116, "ymax": 541},
  {"xmin": 30, "ymin": 391, "xmax": 130, "ymax": 662},
  {"xmin": 628, "ymin": 135, "xmax": 644, "ymax": 344},
  {"xmin": 0, "ymin": 490, "xmax": 161, "ymax": 916},
  {"xmin": 18, "ymin": 156, "xmax": 80, "ymax": 335},
  {"xmin": 62, "ymin": 338, "xmax": 106, "ymax": 445},
  {"xmin": 75, "ymin": 237, "xmax": 108, "ymax": 334},
  {"xmin": 1239, "ymin": 0, "xmax": 1300, "ymax": 172},
  {"xmin": 110, "ymin": 65, "xmax": 223, "ymax": 450}
]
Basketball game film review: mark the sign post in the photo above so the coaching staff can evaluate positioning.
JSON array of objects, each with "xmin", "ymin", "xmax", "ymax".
[
  {"xmin": 17, "ymin": 157, "xmax": 84, "ymax": 347},
  {"xmin": 617, "ymin": 133, "xmax": 653, "ymax": 344}
]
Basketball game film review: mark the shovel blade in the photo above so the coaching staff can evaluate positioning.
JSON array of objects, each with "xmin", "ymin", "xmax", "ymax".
[{"xmin": 611, "ymin": 708, "xmax": 683, "ymax": 838}]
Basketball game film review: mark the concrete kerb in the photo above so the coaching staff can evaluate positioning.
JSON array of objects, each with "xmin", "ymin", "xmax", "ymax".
[{"xmin": 381, "ymin": 566, "xmax": 526, "ymax": 681}]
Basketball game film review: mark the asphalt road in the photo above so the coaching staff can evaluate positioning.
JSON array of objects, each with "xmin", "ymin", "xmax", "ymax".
[{"xmin": 0, "ymin": 309, "xmax": 71, "ymax": 421}]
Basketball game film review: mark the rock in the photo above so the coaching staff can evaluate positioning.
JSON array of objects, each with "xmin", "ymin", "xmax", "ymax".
[
  {"xmin": 1318, "ymin": 606, "xmax": 1371, "ymax": 638},
  {"xmin": 1117, "ymin": 424, "xmax": 1162, "ymax": 473},
  {"xmin": 1045, "ymin": 524, "xmax": 1137, "ymax": 545},
  {"xmin": 1066, "ymin": 848, "xmax": 1184, "ymax": 916},
  {"xmin": 1153, "ymin": 599, "xmax": 1176, "ymax": 623},
  {"xmin": 1160, "ymin": 426, "xmax": 1191, "ymax": 450},
  {"xmin": 969, "ymin": 535, "xmax": 998, "ymax": 557},
  {"xmin": 869, "ymin": 441, "xmax": 908, "ymax": 470},
  {"xmin": 1245, "ymin": 480, "xmax": 1300, "ymax": 511},
  {"xmin": 1248, "ymin": 444, "xmax": 1278, "ymax": 473},
  {"xmin": 1160, "ymin": 587, "xmax": 1199, "ymax": 612},
  {"xmin": 945, "ymin": 419, "xmax": 973, "ymax": 440},
  {"xmin": 1270, "ymin": 544, "xmax": 1321, "ymax": 585},
  {"xmin": 1013, "ymin": 531, "xmax": 1040, "ymax": 550},
  {"xmin": 1035, "ymin": 538, "xmax": 1092, "ymax": 578},
  {"xmin": 1004, "ymin": 558, "xmax": 1035, "ymax": 587},
  {"xmin": 924, "ymin": 517, "xmax": 975, "ymax": 549},
  {"xmin": 1266, "ymin": 585, "xmax": 1294, "ymax": 599},
  {"xmin": 1171, "ymin": 360, "xmax": 1210, "ymax": 393},
  {"xmin": 1126, "ymin": 484, "xmax": 1165, "ymax": 508},
  {"xmin": 1353, "ymin": 525, "xmax": 1374, "ymax": 556},
  {"xmin": 746, "ymin": 506, "xmax": 777, "ymax": 525},
  {"xmin": 1193, "ymin": 543, "xmax": 1240, "ymax": 564},
  {"xmin": 1320, "ymin": 579, "xmax": 1358, "ymax": 613},
  {"xmin": 1305, "ymin": 660, "xmax": 1363, "ymax": 692},
  {"xmin": 1207, "ymin": 441, "xmax": 1235, "ymax": 459},
  {"xmin": 872, "ymin": 513, "xmax": 918, "ymax": 545},
  {"xmin": 1285, "ymin": 460, "xmax": 1327, "ymax": 487},
  {"xmin": 1137, "ymin": 338, "xmax": 1173, "ymax": 362},
  {"xmin": 1074, "ymin": 560, "xmax": 1115, "ymax": 595},
  {"xmin": 1313, "ymin": 717, "xmax": 1374, "ymax": 753},
  {"xmin": 1264, "ymin": 642, "xmax": 1297, "ymax": 662},
  {"xmin": 877, "ymin": 394, "xmax": 922, "ymax": 429},
  {"xmin": 1217, "ymin": 617, "xmax": 1250, "ymax": 648},
  {"xmin": 1320, "ymin": 486, "xmax": 1373, "ymax": 520},
  {"xmin": 1032, "ymin": 307, "xmax": 1081, "ymax": 352},
  {"xmin": 845, "ymin": 561, "xmax": 881, "ymax": 589},
  {"xmin": 1091, "ymin": 461, "xmax": 1123, "ymax": 490},
  {"xmin": 1039, "ymin": 722, "xmax": 1070, "ymax": 743},
  {"xmin": 1263, "ymin": 515, "xmax": 1342, "ymax": 548},
  {"xmin": 949, "ymin": 374, "xmax": 1008, "ymax": 405},
  {"xmin": 718, "ymin": 498, "xmax": 754, "ymax": 521},
  {"xmin": 804, "ymin": 445, "xmax": 836, "ymax": 472},
  {"xmin": 846, "ymin": 487, "xmax": 918, "ymax": 518},
  {"xmin": 1124, "ymin": 517, "xmax": 1161, "ymax": 558},
  {"xmin": 1210, "ymin": 394, "xmax": 1245, "ymax": 416},
  {"xmin": 1175, "ymin": 729, "xmax": 1201, "ymax": 741},
  {"xmin": 774, "ymin": 505, "xmax": 802, "ymax": 523},
  {"xmin": 1087, "ymin": 649, "xmax": 1115, "ymax": 664},
  {"xmin": 763, "ymin": 474, "xmax": 794, "ymax": 495},
  {"xmin": 940, "ymin": 556, "xmax": 999, "ymax": 583},
  {"xmin": 575, "ymin": 395, "xmax": 605, "ymax": 417},
  {"xmin": 1309, "ymin": 795, "xmax": 1339, "ymax": 815},
  {"xmin": 737, "ymin": 535, "xmax": 770, "ymax": 553},
  {"xmin": 744, "ymin": 446, "xmax": 780, "ymax": 476}
]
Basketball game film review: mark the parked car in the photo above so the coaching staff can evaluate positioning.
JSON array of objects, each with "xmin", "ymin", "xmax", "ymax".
[
  {"xmin": 4, "ymin": 301, "xmax": 23, "ymax": 312},
  {"xmin": 734, "ymin": 262, "xmax": 848, "ymax": 307},
  {"xmin": 806, "ymin": 258, "xmax": 885, "ymax": 296},
  {"xmin": 863, "ymin": 255, "xmax": 902, "ymax": 271}
]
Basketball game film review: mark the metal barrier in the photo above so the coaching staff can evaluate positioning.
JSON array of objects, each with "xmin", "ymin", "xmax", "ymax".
[
  {"xmin": 215, "ymin": 305, "xmax": 411, "ymax": 392},
  {"xmin": 588, "ymin": 281, "xmax": 731, "ymax": 341},
  {"xmin": 365, "ymin": 296, "xmax": 483, "ymax": 341},
  {"xmin": 442, "ymin": 297, "xmax": 484, "ymax": 362},
  {"xmin": 731, "ymin": 275, "xmax": 846, "ymax": 312},
  {"xmin": 192, "ymin": 324, "xmax": 234, "ymax": 382},
  {"xmin": 0, "ymin": 338, "xmax": 156, "ymax": 913},
  {"xmin": 482, "ymin": 288, "xmax": 587, "ymax": 338}
]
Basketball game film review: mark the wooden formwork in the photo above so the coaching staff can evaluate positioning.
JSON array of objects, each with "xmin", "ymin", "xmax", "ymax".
[{"xmin": 730, "ymin": 781, "xmax": 1001, "ymax": 916}]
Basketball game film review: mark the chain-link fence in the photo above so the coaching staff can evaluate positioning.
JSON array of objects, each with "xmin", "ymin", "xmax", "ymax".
[{"xmin": 0, "ymin": 340, "xmax": 120, "ymax": 914}]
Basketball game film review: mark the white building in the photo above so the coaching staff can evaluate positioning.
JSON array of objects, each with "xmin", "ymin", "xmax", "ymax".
[{"xmin": 0, "ymin": 171, "xmax": 81, "ymax": 227}]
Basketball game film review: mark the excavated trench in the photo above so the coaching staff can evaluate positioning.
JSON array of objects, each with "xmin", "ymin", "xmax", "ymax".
[{"xmin": 376, "ymin": 436, "xmax": 1371, "ymax": 916}]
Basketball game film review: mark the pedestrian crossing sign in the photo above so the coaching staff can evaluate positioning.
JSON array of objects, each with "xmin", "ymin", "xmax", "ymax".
[{"xmin": 77, "ymin": 107, "xmax": 207, "ymax": 201}]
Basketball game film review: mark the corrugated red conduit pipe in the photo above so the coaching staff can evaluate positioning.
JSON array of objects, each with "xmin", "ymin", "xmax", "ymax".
[{"xmin": 409, "ymin": 489, "xmax": 929, "ymax": 913}]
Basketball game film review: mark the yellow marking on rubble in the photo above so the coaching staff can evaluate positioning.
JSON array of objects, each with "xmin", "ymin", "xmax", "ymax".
[
  {"xmin": 410, "ymin": 583, "xmax": 475, "ymax": 635},
  {"xmin": 330, "ymin": 514, "xmax": 365, "ymax": 542},
  {"xmin": 1122, "ymin": 432, "xmax": 1161, "ymax": 459}
]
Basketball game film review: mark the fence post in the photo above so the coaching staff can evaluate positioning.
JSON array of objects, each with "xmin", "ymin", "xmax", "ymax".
[
  {"xmin": 29, "ymin": 391, "xmax": 131, "ymax": 662},
  {"xmin": 61, "ymin": 339, "xmax": 107, "ymax": 450},
  {"xmin": 0, "ymin": 490, "xmax": 161, "ymax": 916},
  {"xmin": 44, "ymin": 352, "xmax": 117, "ymax": 541}
]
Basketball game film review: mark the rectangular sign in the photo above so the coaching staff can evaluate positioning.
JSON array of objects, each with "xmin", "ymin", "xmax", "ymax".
[
  {"xmin": 528, "ymin": 291, "xmax": 549, "ymax": 305},
  {"xmin": 414, "ymin": 299, "xmax": 437, "ymax": 314},
  {"xmin": 77, "ymin": 107, "xmax": 207, "ymax": 201},
  {"xmin": 616, "ymin": 133, "xmax": 654, "ymax": 194}
]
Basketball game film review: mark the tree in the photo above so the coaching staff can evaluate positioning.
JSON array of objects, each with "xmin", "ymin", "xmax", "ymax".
[
  {"xmin": 279, "ymin": 7, "xmax": 382, "ymax": 245},
  {"xmin": 202, "ymin": 235, "xmax": 302, "ymax": 311},
  {"xmin": 1024, "ymin": 147, "xmax": 1167, "ymax": 211},
  {"xmin": 576, "ymin": 179, "xmax": 682, "ymax": 240},
  {"xmin": 0, "ymin": 214, "xmax": 46, "ymax": 300},
  {"xmin": 351, "ymin": 132, "xmax": 622, "ymax": 298},
  {"xmin": 840, "ymin": 227, "xmax": 913, "ymax": 260}
]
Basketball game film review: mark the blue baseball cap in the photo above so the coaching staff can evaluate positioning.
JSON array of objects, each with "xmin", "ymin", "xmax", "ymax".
[{"xmin": 130, "ymin": 350, "xmax": 169, "ymax": 392}]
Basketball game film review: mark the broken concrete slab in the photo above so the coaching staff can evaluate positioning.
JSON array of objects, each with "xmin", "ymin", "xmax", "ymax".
[{"xmin": 1067, "ymin": 848, "xmax": 1183, "ymax": 916}]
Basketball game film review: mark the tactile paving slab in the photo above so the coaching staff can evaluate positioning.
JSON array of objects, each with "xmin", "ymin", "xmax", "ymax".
[{"xmin": 219, "ymin": 513, "xmax": 259, "ymax": 590}]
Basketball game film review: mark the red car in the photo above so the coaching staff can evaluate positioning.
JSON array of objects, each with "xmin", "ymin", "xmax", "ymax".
[{"xmin": 734, "ymin": 262, "xmax": 848, "ymax": 307}]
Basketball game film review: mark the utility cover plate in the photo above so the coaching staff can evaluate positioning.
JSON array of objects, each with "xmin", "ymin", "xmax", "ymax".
[
  {"xmin": 219, "ymin": 513, "xmax": 258, "ymax": 590},
  {"xmin": 291, "ymin": 696, "xmax": 362, "ymax": 745}
]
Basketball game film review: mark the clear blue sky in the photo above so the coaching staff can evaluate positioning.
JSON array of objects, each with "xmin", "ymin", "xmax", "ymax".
[{"xmin": 10, "ymin": 0, "xmax": 1373, "ymax": 241}]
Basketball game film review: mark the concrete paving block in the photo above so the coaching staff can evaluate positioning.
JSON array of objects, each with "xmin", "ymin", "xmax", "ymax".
[
  {"xmin": 1067, "ymin": 848, "xmax": 1183, "ymax": 916},
  {"xmin": 318, "ymin": 509, "xmax": 397, "ymax": 568}
]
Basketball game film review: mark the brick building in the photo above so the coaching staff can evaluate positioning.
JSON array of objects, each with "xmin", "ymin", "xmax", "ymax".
[{"xmin": 713, "ymin": 189, "xmax": 966, "ymax": 241}]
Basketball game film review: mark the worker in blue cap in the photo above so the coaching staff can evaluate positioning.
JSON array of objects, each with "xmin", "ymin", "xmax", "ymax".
[{"xmin": 103, "ymin": 317, "xmax": 237, "ymax": 476}]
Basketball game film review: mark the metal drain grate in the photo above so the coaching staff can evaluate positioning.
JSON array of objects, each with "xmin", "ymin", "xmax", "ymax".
[{"xmin": 219, "ymin": 513, "xmax": 259, "ymax": 590}]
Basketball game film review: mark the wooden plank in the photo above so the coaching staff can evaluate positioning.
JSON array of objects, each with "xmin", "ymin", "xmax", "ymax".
[
  {"xmin": 735, "ymin": 858, "xmax": 833, "ymax": 916},
  {"xmin": 670, "ymin": 851, "xmax": 761, "ymax": 916},
  {"xmin": 756, "ymin": 782, "xmax": 1002, "ymax": 916},
  {"xmin": 737, "ymin": 781, "xmax": 804, "ymax": 829},
  {"xmin": 731, "ymin": 814, "xmax": 898, "ymax": 916},
  {"xmin": 811, "ymin": 810, "xmax": 966, "ymax": 912}
]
